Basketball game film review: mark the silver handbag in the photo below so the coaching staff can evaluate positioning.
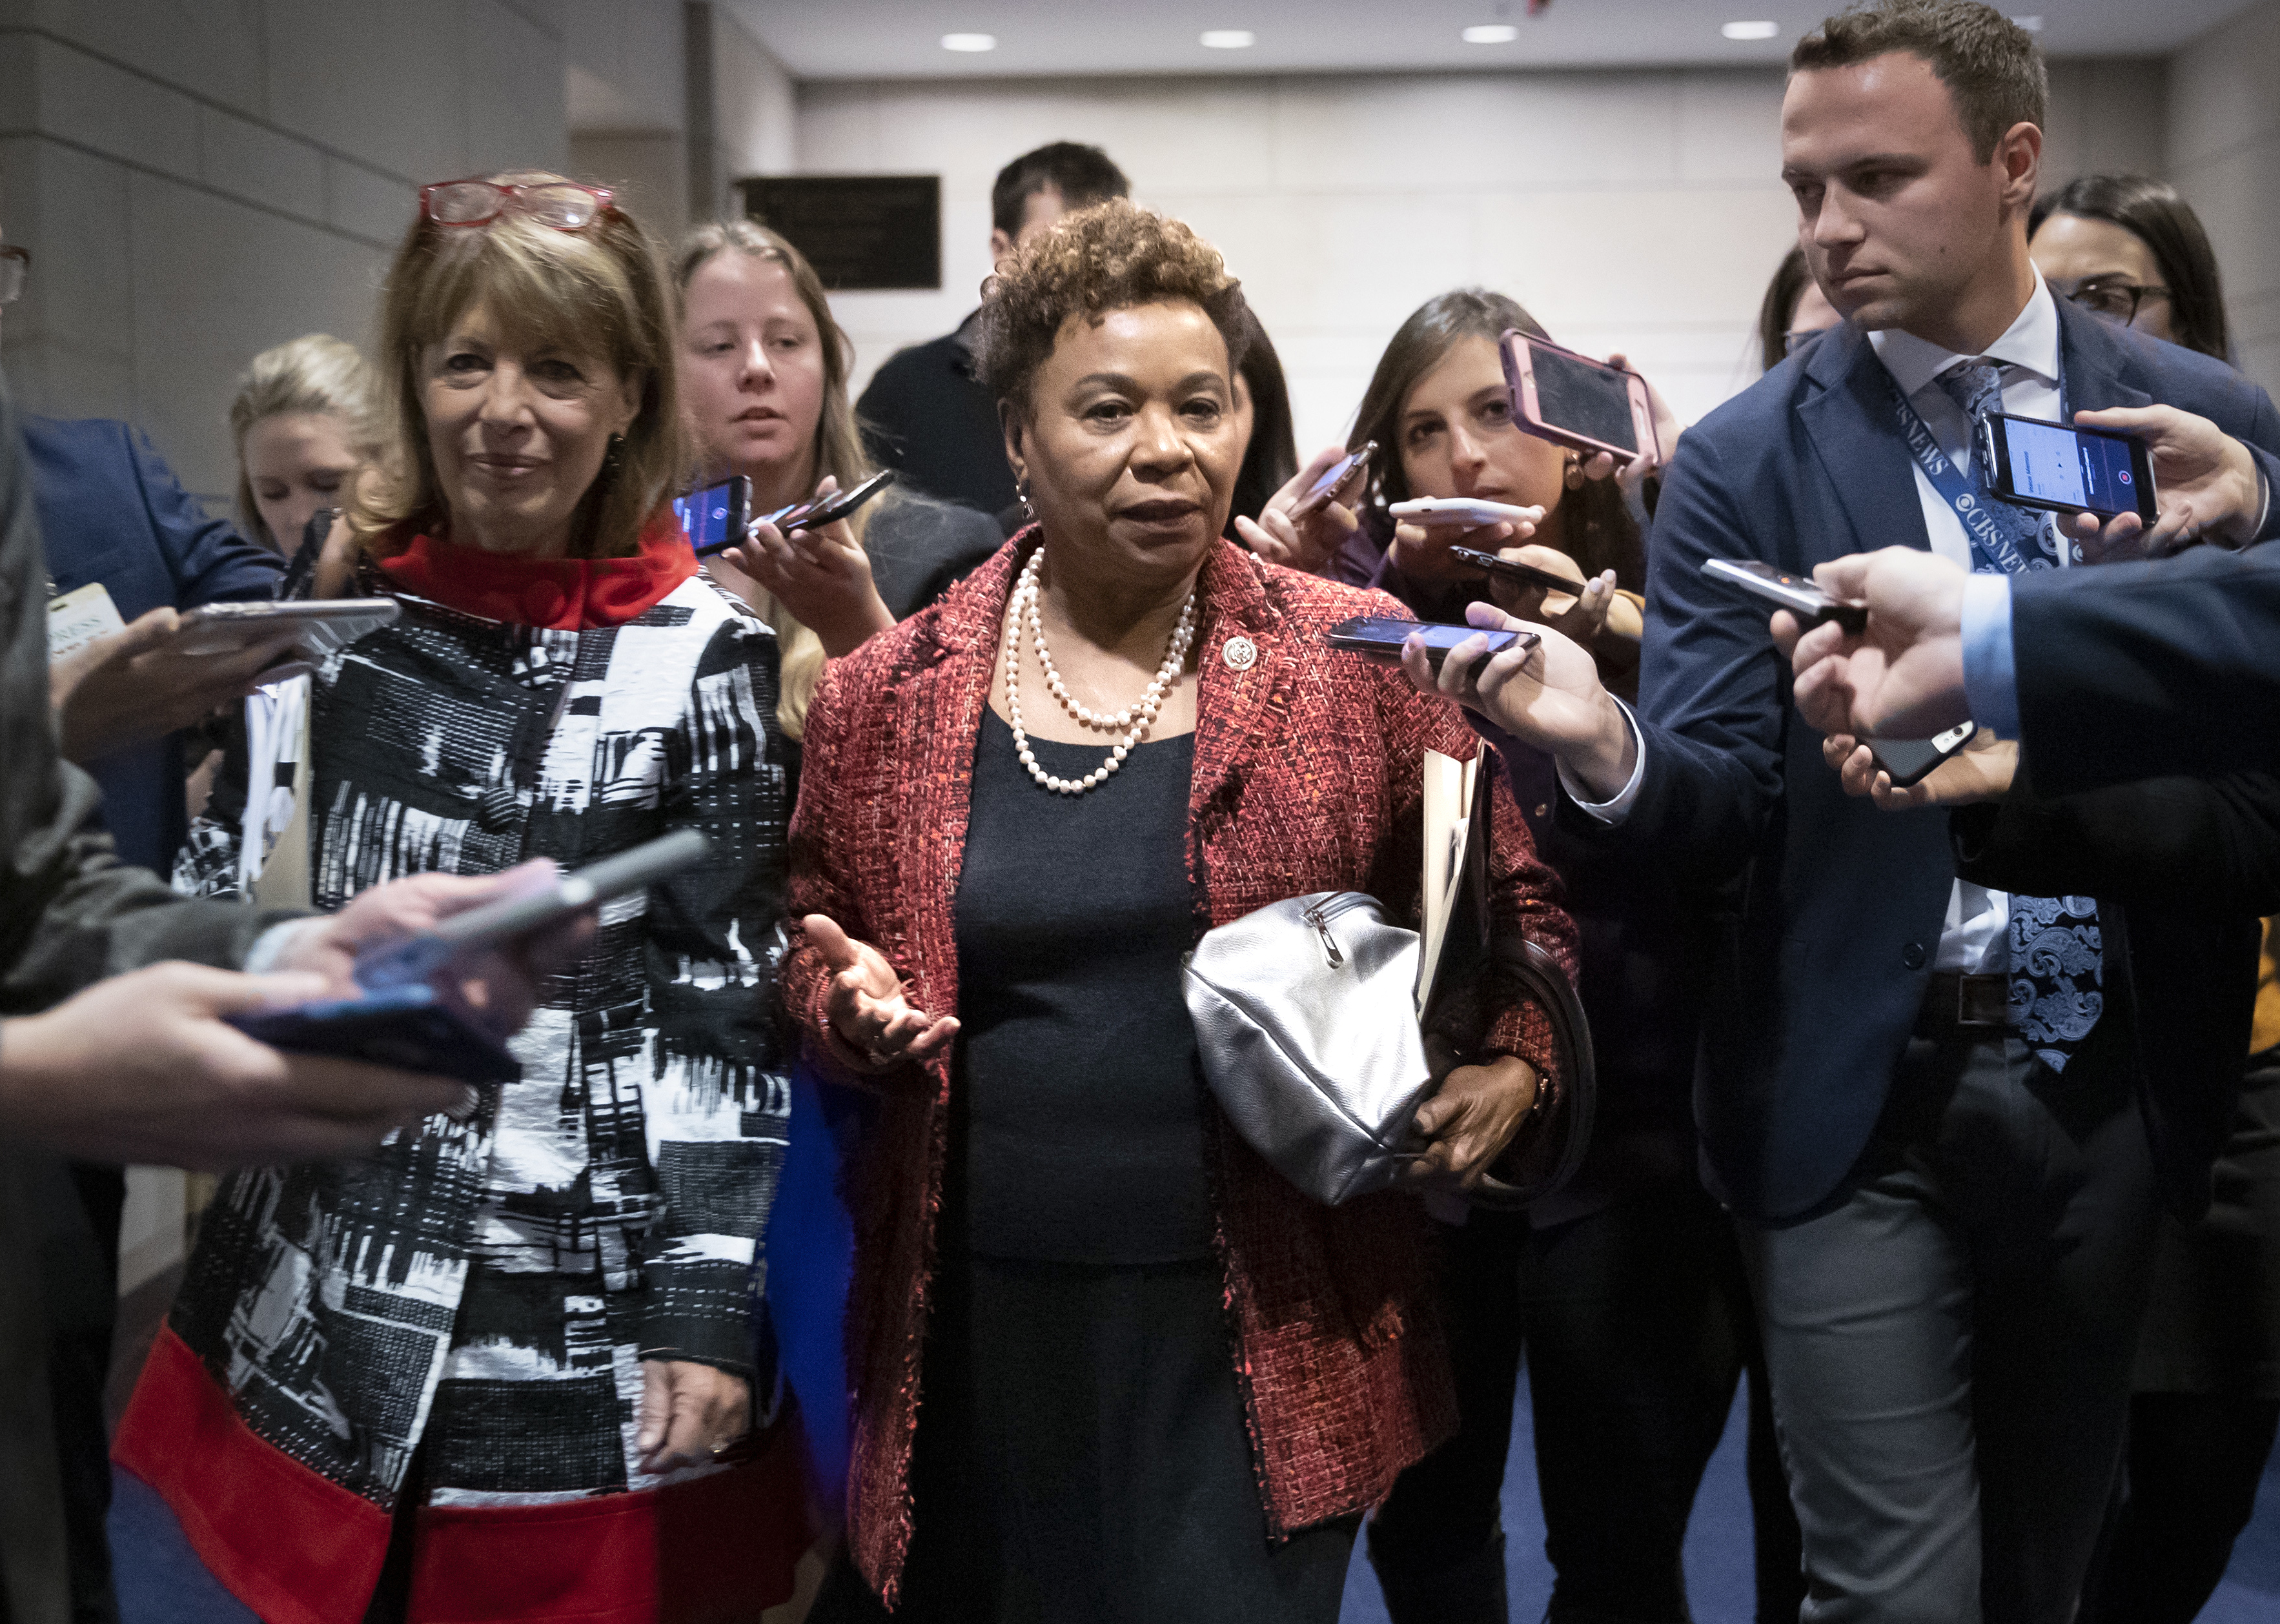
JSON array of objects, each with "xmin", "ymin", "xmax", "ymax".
[
  {"xmin": 1183, "ymin": 891, "xmax": 1437, "ymax": 1207},
  {"xmin": 1183, "ymin": 758, "xmax": 1594, "ymax": 1209}
]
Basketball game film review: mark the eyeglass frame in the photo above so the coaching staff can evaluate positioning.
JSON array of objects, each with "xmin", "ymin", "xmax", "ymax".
[
  {"xmin": 418, "ymin": 178, "xmax": 616, "ymax": 232},
  {"xmin": 2048, "ymin": 275, "xmax": 2170, "ymax": 326},
  {"xmin": 0, "ymin": 244, "xmax": 28, "ymax": 305}
]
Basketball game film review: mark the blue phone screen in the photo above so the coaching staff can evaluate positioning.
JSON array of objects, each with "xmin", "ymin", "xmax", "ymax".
[
  {"xmin": 2002, "ymin": 420, "xmax": 2141, "ymax": 514},
  {"xmin": 673, "ymin": 481, "xmax": 740, "ymax": 552}
]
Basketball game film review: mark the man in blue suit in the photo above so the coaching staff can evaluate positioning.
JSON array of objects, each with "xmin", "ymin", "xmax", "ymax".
[
  {"xmin": 1406, "ymin": 5, "xmax": 2280, "ymax": 1619},
  {"xmin": 29, "ymin": 417, "xmax": 289, "ymax": 875}
]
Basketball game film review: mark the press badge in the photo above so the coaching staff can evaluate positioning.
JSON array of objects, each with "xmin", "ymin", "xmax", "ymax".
[{"xmin": 47, "ymin": 581, "xmax": 126, "ymax": 659}]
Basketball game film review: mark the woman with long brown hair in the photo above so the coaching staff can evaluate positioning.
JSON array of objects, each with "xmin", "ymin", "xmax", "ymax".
[{"xmin": 1339, "ymin": 289, "xmax": 1805, "ymax": 1624}]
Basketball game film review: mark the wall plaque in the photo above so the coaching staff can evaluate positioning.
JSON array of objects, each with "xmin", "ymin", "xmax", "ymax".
[{"xmin": 737, "ymin": 174, "xmax": 941, "ymax": 291}]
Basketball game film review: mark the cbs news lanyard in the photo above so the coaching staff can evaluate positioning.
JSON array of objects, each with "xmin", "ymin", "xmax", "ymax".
[{"xmin": 1877, "ymin": 365, "xmax": 2062, "ymax": 578}]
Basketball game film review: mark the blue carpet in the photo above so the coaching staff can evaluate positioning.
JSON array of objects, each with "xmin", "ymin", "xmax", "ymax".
[
  {"xmin": 110, "ymin": 1468, "xmax": 257, "ymax": 1624},
  {"xmin": 1336, "ymin": 1368, "xmax": 2280, "ymax": 1622}
]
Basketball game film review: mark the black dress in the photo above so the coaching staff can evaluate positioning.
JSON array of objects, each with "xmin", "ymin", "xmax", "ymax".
[{"xmin": 811, "ymin": 711, "xmax": 1358, "ymax": 1624}]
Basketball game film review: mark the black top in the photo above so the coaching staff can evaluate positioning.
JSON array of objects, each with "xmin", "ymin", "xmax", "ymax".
[
  {"xmin": 864, "ymin": 494, "xmax": 1006, "ymax": 622},
  {"xmin": 949, "ymin": 709, "xmax": 1210, "ymax": 1263},
  {"xmin": 855, "ymin": 312, "xmax": 1019, "ymax": 516}
]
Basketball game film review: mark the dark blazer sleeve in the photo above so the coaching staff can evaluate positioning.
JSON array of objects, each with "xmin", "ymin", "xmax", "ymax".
[
  {"xmin": 1563, "ymin": 429, "xmax": 1786, "ymax": 886},
  {"xmin": 1951, "ymin": 767, "xmax": 2280, "ymax": 911},
  {"xmin": 2013, "ymin": 543, "xmax": 2280, "ymax": 795},
  {"xmin": 125, "ymin": 427, "xmax": 280, "ymax": 607},
  {"xmin": 0, "ymin": 383, "xmax": 281, "ymax": 1020}
]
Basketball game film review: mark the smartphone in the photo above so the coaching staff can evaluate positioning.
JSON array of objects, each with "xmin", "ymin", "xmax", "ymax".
[
  {"xmin": 1388, "ymin": 497, "xmax": 1543, "ymax": 530},
  {"xmin": 1290, "ymin": 442, "xmax": 1378, "ymax": 520},
  {"xmin": 765, "ymin": 469, "xmax": 897, "ymax": 539},
  {"xmin": 1448, "ymin": 547, "xmax": 1582, "ymax": 594},
  {"xmin": 351, "ymin": 829, "xmax": 715, "ymax": 991},
  {"xmin": 675, "ymin": 475, "xmax": 751, "ymax": 556},
  {"xmin": 1700, "ymin": 558, "xmax": 1867, "ymax": 635},
  {"xmin": 175, "ymin": 599, "xmax": 402, "ymax": 660},
  {"xmin": 224, "ymin": 982, "xmax": 523, "ymax": 1086},
  {"xmin": 226, "ymin": 829, "xmax": 716, "ymax": 1085},
  {"xmin": 1500, "ymin": 332, "xmax": 1660, "ymax": 463},
  {"xmin": 1326, "ymin": 614, "xmax": 1535, "ymax": 669},
  {"xmin": 1865, "ymin": 721, "xmax": 1979, "ymax": 788},
  {"xmin": 1977, "ymin": 412, "xmax": 2158, "ymax": 523}
]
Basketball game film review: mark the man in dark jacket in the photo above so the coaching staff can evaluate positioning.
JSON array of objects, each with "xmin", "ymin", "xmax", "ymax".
[
  {"xmin": 0, "ymin": 372, "xmax": 569, "ymax": 1624},
  {"xmin": 855, "ymin": 142, "xmax": 1128, "ymax": 514}
]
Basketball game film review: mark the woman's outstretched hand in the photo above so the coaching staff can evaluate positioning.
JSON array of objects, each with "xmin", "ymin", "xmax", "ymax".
[
  {"xmin": 710, "ymin": 476, "xmax": 894, "ymax": 656},
  {"xmin": 805, "ymin": 913, "xmax": 959, "ymax": 1071}
]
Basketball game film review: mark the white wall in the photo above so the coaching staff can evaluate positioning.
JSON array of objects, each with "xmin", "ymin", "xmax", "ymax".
[
  {"xmin": 565, "ymin": 0, "xmax": 690, "ymax": 232},
  {"xmin": 793, "ymin": 63, "xmax": 2168, "ymax": 452},
  {"xmin": 2169, "ymin": 0, "xmax": 2280, "ymax": 395},
  {"xmin": 0, "ymin": 0, "xmax": 570, "ymax": 502}
]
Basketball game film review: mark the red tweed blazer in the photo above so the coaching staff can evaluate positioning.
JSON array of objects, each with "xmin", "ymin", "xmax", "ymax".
[{"xmin": 782, "ymin": 534, "xmax": 1578, "ymax": 1601}]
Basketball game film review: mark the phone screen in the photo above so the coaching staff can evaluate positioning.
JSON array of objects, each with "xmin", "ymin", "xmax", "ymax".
[
  {"xmin": 1529, "ymin": 346, "xmax": 1638, "ymax": 455},
  {"xmin": 674, "ymin": 479, "xmax": 745, "ymax": 553},
  {"xmin": 1999, "ymin": 419, "xmax": 2139, "ymax": 514}
]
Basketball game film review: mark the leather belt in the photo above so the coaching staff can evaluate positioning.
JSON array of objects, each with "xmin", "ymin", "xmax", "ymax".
[{"xmin": 1917, "ymin": 971, "xmax": 2010, "ymax": 1039}]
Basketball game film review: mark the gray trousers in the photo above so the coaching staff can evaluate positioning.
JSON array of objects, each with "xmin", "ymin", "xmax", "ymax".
[{"xmin": 1740, "ymin": 1020, "xmax": 2159, "ymax": 1624}]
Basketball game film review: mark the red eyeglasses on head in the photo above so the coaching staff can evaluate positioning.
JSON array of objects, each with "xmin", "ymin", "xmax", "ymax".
[{"xmin": 419, "ymin": 178, "xmax": 615, "ymax": 232}]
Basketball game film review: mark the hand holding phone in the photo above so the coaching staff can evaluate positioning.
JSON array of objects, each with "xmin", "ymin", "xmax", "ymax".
[
  {"xmin": 227, "ymin": 833, "xmax": 715, "ymax": 1088},
  {"xmin": 1289, "ymin": 442, "xmax": 1376, "ymax": 521},
  {"xmin": 1824, "ymin": 726, "xmax": 2012, "ymax": 806}
]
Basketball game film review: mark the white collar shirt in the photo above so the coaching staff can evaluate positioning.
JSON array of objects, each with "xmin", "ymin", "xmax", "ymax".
[{"xmin": 1866, "ymin": 275, "xmax": 2067, "ymax": 973}]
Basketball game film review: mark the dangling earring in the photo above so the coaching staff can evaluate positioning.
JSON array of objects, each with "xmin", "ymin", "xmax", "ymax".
[
  {"xmin": 1017, "ymin": 477, "xmax": 1035, "ymax": 522},
  {"xmin": 600, "ymin": 432, "xmax": 626, "ymax": 491}
]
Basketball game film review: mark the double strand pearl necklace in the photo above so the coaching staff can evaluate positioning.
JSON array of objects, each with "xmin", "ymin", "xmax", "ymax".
[{"xmin": 1002, "ymin": 545, "xmax": 1197, "ymax": 795}]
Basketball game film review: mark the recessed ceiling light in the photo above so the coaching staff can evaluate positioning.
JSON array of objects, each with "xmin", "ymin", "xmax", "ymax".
[
  {"xmin": 940, "ymin": 32, "xmax": 997, "ymax": 52},
  {"xmin": 2011, "ymin": 14, "xmax": 2044, "ymax": 29},
  {"xmin": 1201, "ymin": 29, "xmax": 1256, "ymax": 48},
  {"xmin": 1722, "ymin": 20, "xmax": 1780, "ymax": 41},
  {"xmin": 1461, "ymin": 25, "xmax": 1520, "ymax": 44}
]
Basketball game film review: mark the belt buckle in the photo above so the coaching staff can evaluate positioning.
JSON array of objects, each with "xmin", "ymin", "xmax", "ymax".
[{"xmin": 1955, "ymin": 974, "xmax": 2008, "ymax": 1029}]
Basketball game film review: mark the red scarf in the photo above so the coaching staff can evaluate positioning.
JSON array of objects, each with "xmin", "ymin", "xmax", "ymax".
[{"xmin": 377, "ymin": 512, "xmax": 697, "ymax": 630}]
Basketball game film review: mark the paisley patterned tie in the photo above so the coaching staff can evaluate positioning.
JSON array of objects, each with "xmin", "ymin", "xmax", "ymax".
[
  {"xmin": 1934, "ymin": 360, "xmax": 2062, "ymax": 573},
  {"xmin": 1933, "ymin": 358, "xmax": 2103, "ymax": 1071}
]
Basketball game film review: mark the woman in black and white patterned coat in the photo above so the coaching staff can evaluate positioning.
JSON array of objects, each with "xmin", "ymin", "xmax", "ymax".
[{"xmin": 119, "ymin": 174, "xmax": 811, "ymax": 1624}]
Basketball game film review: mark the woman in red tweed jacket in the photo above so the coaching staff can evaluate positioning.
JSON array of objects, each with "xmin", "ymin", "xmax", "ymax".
[{"xmin": 782, "ymin": 201, "xmax": 1578, "ymax": 1624}]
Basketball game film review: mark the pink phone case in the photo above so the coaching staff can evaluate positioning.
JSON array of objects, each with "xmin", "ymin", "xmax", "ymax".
[{"xmin": 1499, "ymin": 332, "xmax": 1659, "ymax": 464}]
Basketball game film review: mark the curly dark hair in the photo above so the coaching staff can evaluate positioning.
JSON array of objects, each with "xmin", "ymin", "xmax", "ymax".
[{"xmin": 975, "ymin": 199, "xmax": 1252, "ymax": 413}]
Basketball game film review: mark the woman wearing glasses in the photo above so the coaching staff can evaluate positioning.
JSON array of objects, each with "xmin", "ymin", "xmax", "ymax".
[
  {"xmin": 115, "ymin": 174, "xmax": 807, "ymax": 1623},
  {"xmin": 2025, "ymin": 176, "xmax": 2276, "ymax": 1624},
  {"xmin": 2030, "ymin": 174, "xmax": 2232, "ymax": 361}
]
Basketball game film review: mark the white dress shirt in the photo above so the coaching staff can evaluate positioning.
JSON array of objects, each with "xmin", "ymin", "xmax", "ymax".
[{"xmin": 1566, "ymin": 278, "xmax": 2073, "ymax": 976}]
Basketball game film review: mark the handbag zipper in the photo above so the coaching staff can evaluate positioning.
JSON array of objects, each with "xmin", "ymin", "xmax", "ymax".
[{"xmin": 1302, "ymin": 896, "xmax": 1369, "ymax": 968}]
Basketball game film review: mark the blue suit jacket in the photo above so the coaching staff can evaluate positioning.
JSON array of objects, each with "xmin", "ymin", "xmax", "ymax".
[
  {"xmin": 25, "ymin": 418, "xmax": 281, "ymax": 876},
  {"xmin": 1567, "ymin": 301, "xmax": 2280, "ymax": 1223}
]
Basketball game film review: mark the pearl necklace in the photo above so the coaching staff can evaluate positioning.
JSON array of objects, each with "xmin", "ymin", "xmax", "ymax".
[{"xmin": 1002, "ymin": 546, "xmax": 1197, "ymax": 795}]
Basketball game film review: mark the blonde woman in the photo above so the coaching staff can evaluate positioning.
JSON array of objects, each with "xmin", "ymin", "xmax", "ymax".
[
  {"xmin": 674, "ymin": 220, "xmax": 1001, "ymax": 736},
  {"xmin": 230, "ymin": 333, "xmax": 382, "ymax": 558},
  {"xmin": 117, "ymin": 174, "xmax": 807, "ymax": 1622}
]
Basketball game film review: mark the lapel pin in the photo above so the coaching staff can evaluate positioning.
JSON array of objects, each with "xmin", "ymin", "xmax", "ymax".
[{"xmin": 1222, "ymin": 635, "xmax": 1257, "ymax": 671}]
